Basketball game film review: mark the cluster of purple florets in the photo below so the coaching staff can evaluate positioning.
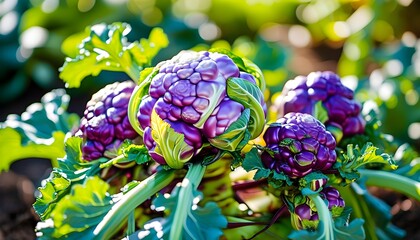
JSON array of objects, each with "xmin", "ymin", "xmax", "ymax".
[
  {"xmin": 273, "ymin": 71, "xmax": 365, "ymax": 138},
  {"xmin": 76, "ymin": 81, "xmax": 140, "ymax": 160},
  {"xmin": 262, "ymin": 112, "xmax": 337, "ymax": 179},
  {"xmin": 138, "ymin": 50, "xmax": 264, "ymax": 165}
]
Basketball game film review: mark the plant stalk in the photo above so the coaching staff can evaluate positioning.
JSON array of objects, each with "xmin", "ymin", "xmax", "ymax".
[
  {"xmin": 170, "ymin": 163, "xmax": 206, "ymax": 240},
  {"xmin": 93, "ymin": 169, "xmax": 175, "ymax": 238},
  {"xmin": 359, "ymin": 169, "xmax": 420, "ymax": 201}
]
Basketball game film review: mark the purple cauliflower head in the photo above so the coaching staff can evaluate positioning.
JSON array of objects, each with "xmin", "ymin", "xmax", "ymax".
[
  {"xmin": 137, "ymin": 50, "xmax": 266, "ymax": 169},
  {"xmin": 292, "ymin": 186, "xmax": 345, "ymax": 230},
  {"xmin": 261, "ymin": 112, "xmax": 337, "ymax": 178},
  {"xmin": 76, "ymin": 81, "xmax": 140, "ymax": 160},
  {"xmin": 273, "ymin": 71, "xmax": 365, "ymax": 140}
]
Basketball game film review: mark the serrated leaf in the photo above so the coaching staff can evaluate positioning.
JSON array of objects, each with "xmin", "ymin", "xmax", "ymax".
[
  {"xmin": 0, "ymin": 89, "xmax": 79, "ymax": 171},
  {"xmin": 242, "ymin": 148, "xmax": 289, "ymax": 187},
  {"xmin": 33, "ymin": 137, "xmax": 102, "ymax": 220},
  {"xmin": 227, "ymin": 77, "xmax": 265, "ymax": 139},
  {"xmin": 150, "ymin": 110, "xmax": 195, "ymax": 169},
  {"xmin": 208, "ymin": 108, "xmax": 251, "ymax": 151},
  {"xmin": 131, "ymin": 185, "xmax": 227, "ymax": 240},
  {"xmin": 59, "ymin": 22, "xmax": 168, "ymax": 87},
  {"xmin": 36, "ymin": 176, "xmax": 114, "ymax": 239},
  {"xmin": 33, "ymin": 171, "xmax": 71, "ymax": 220},
  {"xmin": 242, "ymin": 148, "xmax": 267, "ymax": 175},
  {"xmin": 122, "ymin": 144, "xmax": 152, "ymax": 165},
  {"xmin": 56, "ymin": 137, "xmax": 101, "ymax": 182}
]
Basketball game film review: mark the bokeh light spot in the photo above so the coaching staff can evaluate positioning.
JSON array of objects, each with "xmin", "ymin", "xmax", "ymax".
[
  {"xmin": 199, "ymin": 22, "xmax": 220, "ymax": 41},
  {"xmin": 288, "ymin": 25, "xmax": 311, "ymax": 48},
  {"xmin": 0, "ymin": 11, "xmax": 18, "ymax": 35},
  {"xmin": 20, "ymin": 26, "xmax": 48, "ymax": 49},
  {"xmin": 408, "ymin": 122, "xmax": 420, "ymax": 139},
  {"xmin": 405, "ymin": 89, "xmax": 419, "ymax": 106},
  {"xmin": 384, "ymin": 59, "xmax": 403, "ymax": 77}
]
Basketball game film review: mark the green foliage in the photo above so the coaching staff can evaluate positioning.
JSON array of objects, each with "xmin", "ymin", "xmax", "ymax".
[
  {"xmin": 150, "ymin": 109, "xmax": 194, "ymax": 169},
  {"xmin": 208, "ymin": 108, "xmax": 251, "ymax": 151},
  {"xmin": 227, "ymin": 77, "xmax": 266, "ymax": 139},
  {"xmin": 33, "ymin": 137, "xmax": 102, "ymax": 220},
  {"xmin": 36, "ymin": 176, "xmax": 114, "ymax": 239},
  {"xmin": 242, "ymin": 148, "xmax": 290, "ymax": 188},
  {"xmin": 314, "ymin": 101, "xmax": 329, "ymax": 125},
  {"xmin": 132, "ymin": 184, "xmax": 227, "ymax": 240},
  {"xmin": 59, "ymin": 22, "xmax": 168, "ymax": 87},
  {"xmin": 0, "ymin": 89, "xmax": 79, "ymax": 171},
  {"xmin": 33, "ymin": 171, "xmax": 71, "ymax": 220},
  {"xmin": 332, "ymin": 143, "xmax": 397, "ymax": 185}
]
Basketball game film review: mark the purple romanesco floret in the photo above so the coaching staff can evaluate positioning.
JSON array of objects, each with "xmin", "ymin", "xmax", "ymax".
[
  {"xmin": 261, "ymin": 112, "xmax": 337, "ymax": 178},
  {"xmin": 273, "ymin": 71, "xmax": 365, "ymax": 138},
  {"xmin": 77, "ymin": 81, "xmax": 140, "ymax": 160},
  {"xmin": 139, "ymin": 50, "xmax": 266, "ymax": 167}
]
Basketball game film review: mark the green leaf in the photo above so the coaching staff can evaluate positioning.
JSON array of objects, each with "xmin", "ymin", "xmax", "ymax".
[
  {"xmin": 334, "ymin": 142, "xmax": 398, "ymax": 183},
  {"xmin": 299, "ymin": 172, "xmax": 329, "ymax": 191},
  {"xmin": 122, "ymin": 143, "xmax": 152, "ymax": 165},
  {"xmin": 36, "ymin": 176, "xmax": 114, "ymax": 239},
  {"xmin": 56, "ymin": 137, "xmax": 101, "ymax": 182},
  {"xmin": 208, "ymin": 108, "xmax": 251, "ymax": 151},
  {"xmin": 313, "ymin": 101, "xmax": 329, "ymax": 124},
  {"xmin": 227, "ymin": 77, "xmax": 266, "ymax": 139},
  {"xmin": 150, "ymin": 110, "xmax": 195, "ymax": 169},
  {"xmin": 133, "ymin": 181, "xmax": 227, "ymax": 239},
  {"xmin": 33, "ymin": 137, "xmax": 102, "ymax": 220},
  {"xmin": 59, "ymin": 22, "xmax": 168, "ymax": 87},
  {"xmin": 0, "ymin": 128, "xmax": 66, "ymax": 172},
  {"xmin": 242, "ymin": 148, "xmax": 270, "ymax": 179},
  {"xmin": 0, "ymin": 89, "xmax": 79, "ymax": 171},
  {"xmin": 33, "ymin": 171, "xmax": 71, "ymax": 221},
  {"xmin": 242, "ymin": 147, "xmax": 289, "ymax": 188}
]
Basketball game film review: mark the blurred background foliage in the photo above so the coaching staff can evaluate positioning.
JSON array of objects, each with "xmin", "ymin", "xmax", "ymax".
[{"xmin": 1, "ymin": 0, "xmax": 419, "ymax": 150}]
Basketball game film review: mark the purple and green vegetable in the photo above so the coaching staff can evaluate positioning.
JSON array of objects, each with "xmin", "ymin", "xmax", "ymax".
[{"xmin": 0, "ymin": 22, "xmax": 419, "ymax": 240}]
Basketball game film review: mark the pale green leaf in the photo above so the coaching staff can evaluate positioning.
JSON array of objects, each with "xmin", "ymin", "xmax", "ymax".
[
  {"xmin": 36, "ymin": 177, "xmax": 114, "ymax": 239},
  {"xmin": 226, "ymin": 77, "xmax": 266, "ymax": 139},
  {"xmin": 59, "ymin": 22, "xmax": 168, "ymax": 87},
  {"xmin": 150, "ymin": 110, "xmax": 194, "ymax": 169},
  {"xmin": 208, "ymin": 108, "xmax": 251, "ymax": 151}
]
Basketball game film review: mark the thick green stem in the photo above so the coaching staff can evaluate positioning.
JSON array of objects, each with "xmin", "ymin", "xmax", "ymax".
[
  {"xmin": 126, "ymin": 211, "xmax": 135, "ymax": 236},
  {"xmin": 337, "ymin": 184, "xmax": 378, "ymax": 240},
  {"xmin": 302, "ymin": 188, "xmax": 334, "ymax": 240},
  {"xmin": 93, "ymin": 169, "xmax": 175, "ymax": 238},
  {"xmin": 359, "ymin": 169, "xmax": 420, "ymax": 202},
  {"xmin": 170, "ymin": 163, "xmax": 206, "ymax": 240}
]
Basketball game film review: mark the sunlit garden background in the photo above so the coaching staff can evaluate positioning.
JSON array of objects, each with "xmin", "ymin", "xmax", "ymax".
[{"xmin": 1, "ymin": 0, "xmax": 419, "ymax": 239}]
